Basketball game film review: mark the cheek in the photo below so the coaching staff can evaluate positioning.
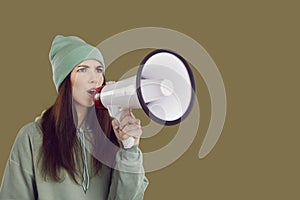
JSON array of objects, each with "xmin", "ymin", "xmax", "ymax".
[
  {"xmin": 97, "ymin": 75, "xmax": 105, "ymax": 87},
  {"xmin": 71, "ymin": 85, "xmax": 81, "ymax": 102},
  {"xmin": 71, "ymin": 78, "xmax": 82, "ymax": 92},
  {"xmin": 71, "ymin": 77, "xmax": 86, "ymax": 101},
  {"xmin": 100, "ymin": 75, "xmax": 105, "ymax": 85}
]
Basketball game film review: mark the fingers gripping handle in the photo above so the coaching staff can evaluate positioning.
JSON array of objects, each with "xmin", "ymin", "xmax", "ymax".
[{"xmin": 108, "ymin": 106, "xmax": 135, "ymax": 149}]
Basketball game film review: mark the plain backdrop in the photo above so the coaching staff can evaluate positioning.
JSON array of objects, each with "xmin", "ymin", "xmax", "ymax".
[{"xmin": 0, "ymin": 1, "xmax": 299, "ymax": 199}]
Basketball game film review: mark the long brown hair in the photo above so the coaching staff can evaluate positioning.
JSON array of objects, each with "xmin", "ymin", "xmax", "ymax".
[{"xmin": 38, "ymin": 74, "xmax": 119, "ymax": 183}]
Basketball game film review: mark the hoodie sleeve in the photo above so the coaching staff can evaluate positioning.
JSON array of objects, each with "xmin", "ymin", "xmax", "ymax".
[
  {"xmin": 108, "ymin": 144, "xmax": 148, "ymax": 200},
  {"xmin": 0, "ymin": 123, "xmax": 38, "ymax": 200}
]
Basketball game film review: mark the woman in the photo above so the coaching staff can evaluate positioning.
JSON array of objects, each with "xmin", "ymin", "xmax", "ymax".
[{"xmin": 0, "ymin": 35, "xmax": 148, "ymax": 199}]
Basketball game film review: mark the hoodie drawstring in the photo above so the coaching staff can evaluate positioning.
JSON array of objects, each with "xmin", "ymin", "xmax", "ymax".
[{"xmin": 78, "ymin": 128, "xmax": 90, "ymax": 193}]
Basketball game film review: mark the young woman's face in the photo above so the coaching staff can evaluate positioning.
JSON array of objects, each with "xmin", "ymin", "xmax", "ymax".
[{"xmin": 70, "ymin": 59, "xmax": 104, "ymax": 110}]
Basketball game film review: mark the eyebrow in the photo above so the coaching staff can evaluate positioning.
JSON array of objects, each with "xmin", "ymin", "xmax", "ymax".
[{"xmin": 77, "ymin": 65, "xmax": 103, "ymax": 69}]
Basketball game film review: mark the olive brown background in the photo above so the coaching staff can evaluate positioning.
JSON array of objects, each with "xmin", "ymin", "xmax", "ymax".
[{"xmin": 0, "ymin": 0, "xmax": 299, "ymax": 199}]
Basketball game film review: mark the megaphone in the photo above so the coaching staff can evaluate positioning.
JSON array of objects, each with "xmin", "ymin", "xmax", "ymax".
[{"xmin": 94, "ymin": 49, "xmax": 196, "ymax": 149}]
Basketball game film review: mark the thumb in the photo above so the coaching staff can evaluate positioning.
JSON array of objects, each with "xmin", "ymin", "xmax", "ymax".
[{"xmin": 112, "ymin": 119, "xmax": 120, "ymax": 132}]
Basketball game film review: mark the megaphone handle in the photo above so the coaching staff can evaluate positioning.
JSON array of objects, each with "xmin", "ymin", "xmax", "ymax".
[
  {"xmin": 121, "ymin": 136, "xmax": 135, "ymax": 149},
  {"xmin": 107, "ymin": 106, "xmax": 135, "ymax": 149}
]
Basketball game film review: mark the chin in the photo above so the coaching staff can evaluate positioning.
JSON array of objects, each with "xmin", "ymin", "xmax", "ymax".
[
  {"xmin": 79, "ymin": 100, "xmax": 94, "ymax": 108},
  {"xmin": 86, "ymin": 101, "xmax": 95, "ymax": 108},
  {"xmin": 87, "ymin": 104, "xmax": 95, "ymax": 108}
]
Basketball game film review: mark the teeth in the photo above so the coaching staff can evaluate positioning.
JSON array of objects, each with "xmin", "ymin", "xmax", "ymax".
[{"xmin": 88, "ymin": 89, "xmax": 95, "ymax": 95}]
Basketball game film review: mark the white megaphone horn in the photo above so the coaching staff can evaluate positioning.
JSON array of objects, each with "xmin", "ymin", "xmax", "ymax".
[{"xmin": 94, "ymin": 49, "xmax": 196, "ymax": 149}]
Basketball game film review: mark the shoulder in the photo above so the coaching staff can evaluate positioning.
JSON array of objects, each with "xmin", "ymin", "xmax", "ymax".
[
  {"xmin": 15, "ymin": 120, "xmax": 43, "ymax": 145},
  {"xmin": 10, "ymin": 120, "xmax": 43, "ymax": 162}
]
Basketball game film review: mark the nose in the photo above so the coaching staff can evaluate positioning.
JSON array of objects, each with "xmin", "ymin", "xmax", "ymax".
[
  {"xmin": 89, "ymin": 72, "xmax": 103, "ymax": 87},
  {"xmin": 89, "ymin": 74, "xmax": 97, "ymax": 83}
]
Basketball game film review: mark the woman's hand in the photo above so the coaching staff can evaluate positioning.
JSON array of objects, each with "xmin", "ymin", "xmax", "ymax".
[{"xmin": 112, "ymin": 110, "xmax": 142, "ymax": 147}]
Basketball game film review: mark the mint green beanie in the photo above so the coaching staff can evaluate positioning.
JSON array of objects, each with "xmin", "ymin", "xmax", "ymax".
[{"xmin": 49, "ymin": 35, "xmax": 105, "ymax": 91}]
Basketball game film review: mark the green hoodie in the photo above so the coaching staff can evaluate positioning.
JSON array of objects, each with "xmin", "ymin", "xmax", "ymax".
[{"xmin": 0, "ymin": 116, "xmax": 148, "ymax": 200}]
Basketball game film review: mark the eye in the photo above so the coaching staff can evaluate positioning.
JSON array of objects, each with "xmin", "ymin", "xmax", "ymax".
[
  {"xmin": 96, "ymin": 67, "xmax": 104, "ymax": 73},
  {"xmin": 77, "ymin": 66, "xmax": 88, "ymax": 72}
]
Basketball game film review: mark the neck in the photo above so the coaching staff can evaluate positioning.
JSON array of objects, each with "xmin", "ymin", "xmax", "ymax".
[{"xmin": 75, "ymin": 104, "xmax": 88, "ymax": 128}]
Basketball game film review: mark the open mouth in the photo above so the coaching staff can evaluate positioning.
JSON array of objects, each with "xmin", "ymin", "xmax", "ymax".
[{"xmin": 87, "ymin": 89, "xmax": 96, "ymax": 95}]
